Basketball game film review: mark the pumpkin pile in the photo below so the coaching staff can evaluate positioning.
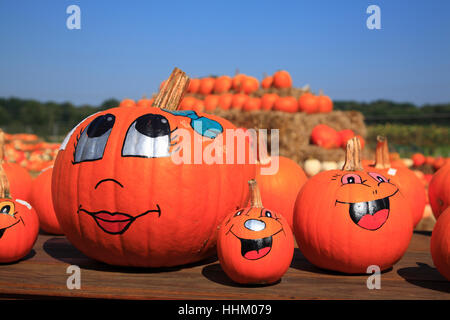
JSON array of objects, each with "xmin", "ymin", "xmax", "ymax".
[
  {"xmin": 3, "ymin": 133, "xmax": 59, "ymax": 174},
  {"xmin": 121, "ymin": 70, "xmax": 334, "ymax": 114}
]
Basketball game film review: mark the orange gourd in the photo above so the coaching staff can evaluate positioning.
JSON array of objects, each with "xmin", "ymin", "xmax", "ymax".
[
  {"xmin": 217, "ymin": 180, "xmax": 294, "ymax": 284},
  {"xmin": 273, "ymin": 96, "xmax": 298, "ymax": 113},
  {"xmin": 204, "ymin": 94, "xmax": 220, "ymax": 112},
  {"xmin": 430, "ymin": 207, "xmax": 450, "ymax": 281},
  {"xmin": 198, "ymin": 77, "xmax": 216, "ymax": 95},
  {"xmin": 136, "ymin": 98, "xmax": 153, "ymax": 108},
  {"xmin": 213, "ymin": 75, "xmax": 232, "ymax": 94},
  {"xmin": 261, "ymin": 76, "xmax": 273, "ymax": 89},
  {"xmin": 218, "ymin": 93, "xmax": 233, "ymax": 110},
  {"xmin": 364, "ymin": 136, "xmax": 426, "ymax": 228},
  {"xmin": 428, "ymin": 162, "xmax": 450, "ymax": 219},
  {"xmin": 0, "ymin": 131, "xmax": 39, "ymax": 263},
  {"xmin": 119, "ymin": 99, "xmax": 136, "ymax": 108},
  {"xmin": 298, "ymin": 93, "xmax": 318, "ymax": 114},
  {"xmin": 187, "ymin": 78, "xmax": 200, "ymax": 94},
  {"xmin": 310, "ymin": 124, "xmax": 340, "ymax": 149},
  {"xmin": 272, "ymin": 70, "xmax": 292, "ymax": 89},
  {"xmin": 243, "ymin": 97, "xmax": 261, "ymax": 112},
  {"xmin": 239, "ymin": 76, "xmax": 259, "ymax": 94},
  {"xmin": 51, "ymin": 68, "xmax": 255, "ymax": 267},
  {"xmin": 317, "ymin": 92, "xmax": 333, "ymax": 113},
  {"xmin": 231, "ymin": 93, "xmax": 249, "ymax": 110},
  {"xmin": 260, "ymin": 93, "xmax": 279, "ymax": 111},
  {"xmin": 256, "ymin": 155, "xmax": 308, "ymax": 230},
  {"xmin": 412, "ymin": 153, "xmax": 426, "ymax": 167},
  {"xmin": 293, "ymin": 137, "xmax": 413, "ymax": 273},
  {"xmin": 30, "ymin": 166, "xmax": 63, "ymax": 235}
]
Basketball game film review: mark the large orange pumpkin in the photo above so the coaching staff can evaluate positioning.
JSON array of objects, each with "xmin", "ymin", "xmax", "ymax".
[
  {"xmin": 364, "ymin": 136, "xmax": 426, "ymax": 228},
  {"xmin": 273, "ymin": 96, "xmax": 298, "ymax": 113},
  {"xmin": 310, "ymin": 124, "xmax": 340, "ymax": 149},
  {"xmin": 272, "ymin": 70, "xmax": 292, "ymax": 89},
  {"xmin": 298, "ymin": 93, "xmax": 318, "ymax": 114},
  {"xmin": 30, "ymin": 166, "xmax": 63, "ymax": 235},
  {"xmin": 0, "ymin": 132, "xmax": 39, "ymax": 263},
  {"xmin": 428, "ymin": 162, "xmax": 450, "ymax": 219},
  {"xmin": 213, "ymin": 76, "xmax": 232, "ymax": 94},
  {"xmin": 430, "ymin": 207, "xmax": 450, "ymax": 281},
  {"xmin": 51, "ymin": 68, "xmax": 255, "ymax": 267},
  {"xmin": 217, "ymin": 180, "xmax": 294, "ymax": 284},
  {"xmin": 293, "ymin": 137, "xmax": 413, "ymax": 273},
  {"xmin": 256, "ymin": 155, "xmax": 307, "ymax": 230}
]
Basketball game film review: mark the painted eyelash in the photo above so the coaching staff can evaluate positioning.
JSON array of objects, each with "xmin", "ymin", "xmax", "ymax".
[{"xmin": 71, "ymin": 126, "xmax": 86, "ymax": 164}]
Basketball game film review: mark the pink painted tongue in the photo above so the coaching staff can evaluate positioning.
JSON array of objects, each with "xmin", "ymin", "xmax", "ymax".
[
  {"xmin": 358, "ymin": 209, "xmax": 389, "ymax": 230},
  {"xmin": 244, "ymin": 246, "xmax": 271, "ymax": 260}
]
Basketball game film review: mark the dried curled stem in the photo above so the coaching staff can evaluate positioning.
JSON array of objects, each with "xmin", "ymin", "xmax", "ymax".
[
  {"xmin": 373, "ymin": 135, "xmax": 391, "ymax": 169},
  {"xmin": 342, "ymin": 136, "xmax": 363, "ymax": 171},
  {"xmin": 0, "ymin": 129, "xmax": 11, "ymax": 198},
  {"xmin": 152, "ymin": 67, "xmax": 190, "ymax": 111},
  {"xmin": 248, "ymin": 179, "xmax": 263, "ymax": 208}
]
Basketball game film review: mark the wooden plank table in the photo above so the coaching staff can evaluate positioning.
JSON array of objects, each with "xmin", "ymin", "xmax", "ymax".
[{"xmin": 0, "ymin": 230, "xmax": 448, "ymax": 300}]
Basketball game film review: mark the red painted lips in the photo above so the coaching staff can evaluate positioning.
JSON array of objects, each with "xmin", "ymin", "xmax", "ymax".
[{"xmin": 78, "ymin": 205, "xmax": 161, "ymax": 235}]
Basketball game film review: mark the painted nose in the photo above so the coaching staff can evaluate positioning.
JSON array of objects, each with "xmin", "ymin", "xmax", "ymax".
[{"xmin": 244, "ymin": 219, "xmax": 266, "ymax": 231}]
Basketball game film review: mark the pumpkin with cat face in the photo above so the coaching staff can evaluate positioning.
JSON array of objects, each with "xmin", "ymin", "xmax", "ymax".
[
  {"xmin": 52, "ymin": 69, "xmax": 255, "ymax": 267},
  {"xmin": 293, "ymin": 137, "xmax": 413, "ymax": 274}
]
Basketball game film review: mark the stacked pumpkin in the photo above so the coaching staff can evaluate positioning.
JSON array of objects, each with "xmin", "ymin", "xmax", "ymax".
[{"xmin": 122, "ymin": 70, "xmax": 334, "ymax": 115}]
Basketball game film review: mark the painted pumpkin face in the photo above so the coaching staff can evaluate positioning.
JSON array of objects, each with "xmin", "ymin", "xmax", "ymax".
[
  {"xmin": 52, "ymin": 106, "xmax": 255, "ymax": 267},
  {"xmin": 293, "ymin": 169, "xmax": 413, "ymax": 273},
  {"xmin": 0, "ymin": 198, "xmax": 39, "ymax": 263},
  {"xmin": 217, "ymin": 181, "xmax": 294, "ymax": 284}
]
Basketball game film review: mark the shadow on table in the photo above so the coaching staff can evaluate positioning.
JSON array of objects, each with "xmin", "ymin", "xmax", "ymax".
[
  {"xmin": 43, "ymin": 236, "xmax": 217, "ymax": 274},
  {"xmin": 397, "ymin": 262, "xmax": 450, "ymax": 293},
  {"xmin": 201, "ymin": 263, "xmax": 281, "ymax": 288},
  {"xmin": 289, "ymin": 248, "xmax": 393, "ymax": 276}
]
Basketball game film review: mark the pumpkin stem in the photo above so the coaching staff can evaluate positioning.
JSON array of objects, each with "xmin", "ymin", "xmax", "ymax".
[
  {"xmin": 248, "ymin": 179, "xmax": 263, "ymax": 208},
  {"xmin": 0, "ymin": 129, "xmax": 11, "ymax": 199},
  {"xmin": 374, "ymin": 135, "xmax": 391, "ymax": 169},
  {"xmin": 342, "ymin": 136, "xmax": 363, "ymax": 171},
  {"xmin": 152, "ymin": 67, "xmax": 190, "ymax": 111}
]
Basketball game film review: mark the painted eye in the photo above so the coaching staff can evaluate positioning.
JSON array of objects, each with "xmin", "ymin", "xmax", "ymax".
[
  {"xmin": 264, "ymin": 211, "xmax": 273, "ymax": 218},
  {"xmin": 368, "ymin": 172, "xmax": 389, "ymax": 183},
  {"xmin": 122, "ymin": 114, "xmax": 172, "ymax": 158},
  {"xmin": 73, "ymin": 114, "xmax": 115, "ymax": 163},
  {"xmin": 234, "ymin": 210, "xmax": 244, "ymax": 216},
  {"xmin": 341, "ymin": 174, "xmax": 362, "ymax": 185},
  {"xmin": 0, "ymin": 205, "xmax": 11, "ymax": 214}
]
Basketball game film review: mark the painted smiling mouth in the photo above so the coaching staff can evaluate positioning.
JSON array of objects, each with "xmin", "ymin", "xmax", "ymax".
[
  {"xmin": 78, "ymin": 205, "xmax": 161, "ymax": 235},
  {"xmin": 240, "ymin": 236, "xmax": 273, "ymax": 260},
  {"xmin": 0, "ymin": 220, "xmax": 20, "ymax": 239}
]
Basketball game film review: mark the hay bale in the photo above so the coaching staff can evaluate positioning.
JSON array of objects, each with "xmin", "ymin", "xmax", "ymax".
[{"xmin": 209, "ymin": 109, "xmax": 368, "ymax": 164}]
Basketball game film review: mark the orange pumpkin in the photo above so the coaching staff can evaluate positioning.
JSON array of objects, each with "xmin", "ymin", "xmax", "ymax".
[
  {"xmin": 239, "ymin": 76, "xmax": 259, "ymax": 94},
  {"xmin": 243, "ymin": 97, "xmax": 261, "ymax": 112},
  {"xmin": 310, "ymin": 124, "xmax": 340, "ymax": 149},
  {"xmin": 272, "ymin": 70, "xmax": 292, "ymax": 89},
  {"xmin": 179, "ymin": 96, "xmax": 200, "ymax": 111},
  {"xmin": 30, "ymin": 166, "xmax": 63, "ymax": 235},
  {"xmin": 428, "ymin": 162, "xmax": 450, "ymax": 219},
  {"xmin": 204, "ymin": 94, "xmax": 220, "ymax": 112},
  {"xmin": 273, "ymin": 96, "xmax": 298, "ymax": 113},
  {"xmin": 136, "ymin": 98, "xmax": 153, "ymax": 108},
  {"xmin": 293, "ymin": 137, "xmax": 413, "ymax": 273},
  {"xmin": 261, "ymin": 76, "xmax": 273, "ymax": 89},
  {"xmin": 317, "ymin": 92, "xmax": 333, "ymax": 113},
  {"xmin": 338, "ymin": 129, "xmax": 355, "ymax": 149},
  {"xmin": 198, "ymin": 77, "xmax": 216, "ymax": 95},
  {"xmin": 232, "ymin": 73, "xmax": 247, "ymax": 91},
  {"xmin": 256, "ymin": 155, "xmax": 308, "ymax": 230},
  {"xmin": 213, "ymin": 75, "xmax": 232, "ymax": 94},
  {"xmin": 364, "ymin": 136, "xmax": 426, "ymax": 228},
  {"xmin": 218, "ymin": 93, "xmax": 233, "ymax": 110},
  {"xmin": 187, "ymin": 78, "xmax": 200, "ymax": 94},
  {"xmin": 298, "ymin": 93, "xmax": 318, "ymax": 114},
  {"xmin": 51, "ymin": 68, "xmax": 255, "ymax": 267},
  {"xmin": 412, "ymin": 153, "xmax": 426, "ymax": 167},
  {"xmin": 217, "ymin": 180, "xmax": 294, "ymax": 284},
  {"xmin": 231, "ymin": 93, "xmax": 249, "ymax": 110},
  {"xmin": 430, "ymin": 207, "xmax": 450, "ymax": 281},
  {"xmin": 119, "ymin": 99, "xmax": 136, "ymax": 108},
  {"xmin": 260, "ymin": 93, "xmax": 278, "ymax": 111},
  {"xmin": 0, "ymin": 133, "xmax": 39, "ymax": 263}
]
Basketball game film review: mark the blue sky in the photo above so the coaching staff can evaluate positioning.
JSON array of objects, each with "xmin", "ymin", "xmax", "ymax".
[{"xmin": 0, "ymin": 0, "xmax": 449, "ymax": 106}]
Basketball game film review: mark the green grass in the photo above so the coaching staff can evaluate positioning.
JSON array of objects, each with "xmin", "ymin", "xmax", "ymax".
[{"xmin": 367, "ymin": 124, "xmax": 450, "ymax": 158}]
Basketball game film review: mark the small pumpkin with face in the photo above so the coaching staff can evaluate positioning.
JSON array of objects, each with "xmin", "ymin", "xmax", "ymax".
[
  {"xmin": 293, "ymin": 137, "xmax": 413, "ymax": 274},
  {"xmin": 0, "ymin": 130, "xmax": 39, "ymax": 263},
  {"xmin": 217, "ymin": 179, "xmax": 294, "ymax": 284}
]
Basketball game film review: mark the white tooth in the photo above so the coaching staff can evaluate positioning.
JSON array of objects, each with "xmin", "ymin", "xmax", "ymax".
[{"xmin": 368, "ymin": 201, "xmax": 378, "ymax": 215}]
